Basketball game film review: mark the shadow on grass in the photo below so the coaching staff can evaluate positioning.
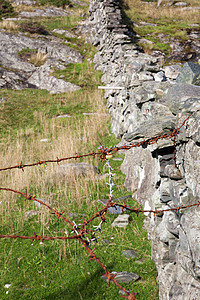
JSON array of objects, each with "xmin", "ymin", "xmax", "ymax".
[{"xmin": 45, "ymin": 264, "xmax": 115, "ymax": 300}]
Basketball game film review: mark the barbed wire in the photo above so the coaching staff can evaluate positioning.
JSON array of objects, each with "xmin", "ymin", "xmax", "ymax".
[
  {"xmin": 0, "ymin": 112, "xmax": 197, "ymax": 299},
  {"xmin": 0, "ymin": 114, "xmax": 192, "ymax": 172}
]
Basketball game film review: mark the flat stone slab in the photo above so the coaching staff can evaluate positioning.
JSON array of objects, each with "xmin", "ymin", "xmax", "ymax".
[
  {"xmin": 101, "ymin": 271, "xmax": 140, "ymax": 284},
  {"xmin": 58, "ymin": 163, "xmax": 100, "ymax": 177},
  {"xmin": 67, "ymin": 212, "xmax": 87, "ymax": 219},
  {"xmin": 55, "ymin": 114, "xmax": 71, "ymax": 118},
  {"xmin": 111, "ymin": 214, "xmax": 129, "ymax": 227},
  {"xmin": 24, "ymin": 210, "xmax": 40, "ymax": 220},
  {"xmin": 34, "ymin": 198, "xmax": 50, "ymax": 208},
  {"xmin": 19, "ymin": 7, "xmax": 71, "ymax": 18},
  {"xmin": 122, "ymin": 250, "xmax": 138, "ymax": 258},
  {"xmin": 52, "ymin": 29, "xmax": 75, "ymax": 38}
]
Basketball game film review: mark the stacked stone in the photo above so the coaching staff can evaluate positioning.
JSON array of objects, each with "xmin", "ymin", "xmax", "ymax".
[{"xmin": 84, "ymin": 0, "xmax": 200, "ymax": 299}]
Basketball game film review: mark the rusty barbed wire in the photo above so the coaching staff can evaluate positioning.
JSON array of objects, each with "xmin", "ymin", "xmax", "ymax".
[
  {"xmin": 0, "ymin": 114, "xmax": 192, "ymax": 172},
  {"xmin": 1, "ymin": 185, "xmax": 199, "ymax": 299},
  {"xmin": 0, "ymin": 113, "xmax": 196, "ymax": 298},
  {"xmin": 0, "ymin": 186, "xmax": 138, "ymax": 298}
]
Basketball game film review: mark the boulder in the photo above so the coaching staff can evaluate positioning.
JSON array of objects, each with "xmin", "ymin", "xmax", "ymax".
[
  {"xmin": 176, "ymin": 62, "xmax": 200, "ymax": 85},
  {"xmin": 160, "ymin": 83, "xmax": 200, "ymax": 114},
  {"xmin": 111, "ymin": 214, "xmax": 129, "ymax": 227},
  {"xmin": 124, "ymin": 116, "xmax": 176, "ymax": 142},
  {"xmin": 164, "ymin": 65, "xmax": 181, "ymax": 80}
]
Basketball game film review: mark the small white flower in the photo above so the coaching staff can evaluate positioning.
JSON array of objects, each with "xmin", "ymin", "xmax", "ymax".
[{"xmin": 4, "ymin": 284, "xmax": 11, "ymax": 289}]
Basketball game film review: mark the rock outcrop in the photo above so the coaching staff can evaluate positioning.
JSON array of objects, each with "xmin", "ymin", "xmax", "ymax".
[
  {"xmin": 0, "ymin": 8, "xmax": 82, "ymax": 93},
  {"xmin": 81, "ymin": 0, "xmax": 200, "ymax": 299}
]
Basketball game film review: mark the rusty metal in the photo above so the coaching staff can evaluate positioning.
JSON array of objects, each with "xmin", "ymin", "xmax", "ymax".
[
  {"xmin": 1, "ymin": 185, "xmax": 200, "ymax": 299},
  {"xmin": 0, "ymin": 113, "xmax": 197, "ymax": 299},
  {"xmin": 0, "ymin": 114, "xmax": 192, "ymax": 172}
]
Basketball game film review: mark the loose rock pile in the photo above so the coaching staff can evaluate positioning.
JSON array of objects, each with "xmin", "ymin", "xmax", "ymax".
[{"xmin": 81, "ymin": 0, "xmax": 200, "ymax": 299}]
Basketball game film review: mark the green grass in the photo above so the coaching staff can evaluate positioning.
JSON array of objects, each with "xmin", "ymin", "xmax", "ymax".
[
  {"xmin": 0, "ymin": 89, "xmax": 93, "ymax": 140},
  {"xmin": 0, "ymin": 151, "xmax": 158, "ymax": 300},
  {"xmin": 51, "ymin": 60, "xmax": 102, "ymax": 88},
  {"xmin": 121, "ymin": 0, "xmax": 200, "ymax": 58}
]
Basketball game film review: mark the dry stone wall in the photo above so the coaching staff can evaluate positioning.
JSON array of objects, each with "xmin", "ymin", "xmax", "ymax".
[{"xmin": 82, "ymin": 0, "xmax": 200, "ymax": 299}]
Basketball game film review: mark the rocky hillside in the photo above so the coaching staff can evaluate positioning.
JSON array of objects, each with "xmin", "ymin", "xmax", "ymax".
[{"xmin": 0, "ymin": 0, "xmax": 88, "ymax": 93}]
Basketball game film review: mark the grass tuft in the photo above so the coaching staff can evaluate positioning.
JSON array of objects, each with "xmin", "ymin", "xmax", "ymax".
[{"xmin": 29, "ymin": 52, "xmax": 48, "ymax": 66}]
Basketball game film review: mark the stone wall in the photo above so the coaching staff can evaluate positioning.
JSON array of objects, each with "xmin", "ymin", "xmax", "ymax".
[{"xmin": 81, "ymin": 0, "xmax": 200, "ymax": 299}]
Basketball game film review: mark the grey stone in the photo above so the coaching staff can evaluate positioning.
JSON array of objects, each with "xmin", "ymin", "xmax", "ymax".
[
  {"xmin": 19, "ymin": 7, "xmax": 70, "ymax": 18},
  {"xmin": 163, "ymin": 165, "xmax": 183, "ymax": 180},
  {"xmin": 164, "ymin": 211, "xmax": 180, "ymax": 236},
  {"xmin": 176, "ymin": 62, "xmax": 200, "ymax": 85},
  {"xmin": 24, "ymin": 210, "xmax": 40, "ymax": 220},
  {"xmin": 160, "ymin": 179, "xmax": 172, "ymax": 203},
  {"xmin": 180, "ymin": 6, "xmax": 200, "ymax": 11},
  {"xmin": 98, "ymin": 195, "xmax": 132, "ymax": 206},
  {"xmin": 157, "ymin": 219, "xmax": 177, "ymax": 243},
  {"xmin": 12, "ymin": 0, "xmax": 36, "ymax": 4},
  {"xmin": 138, "ymin": 71, "xmax": 154, "ymax": 81},
  {"xmin": 169, "ymin": 239, "xmax": 178, "ymax": 262},
  {"xmin": 55, "ymin": 114, "xmax": 71, "ymax": 118},
  {"xmin": 182, "ymin": 98, "xmax": 200, "ymax": 114},
  {"xmin": 184, "ymin": 141, "xmax": 200, "ymax": 197},
  {"xmin": 164, "ymin": 65, "xmax": 181, "ymax": 79},
  {"xmin": 34, "ymin": 198, "xmax": 50, "ymax": 208},
  {"xmin": 111, "ymin": 214, "xmax": 129, "ymax": 227},
  {"xmin": 160, "ymin": 83, "xmax": 200, "ymax": 114},
  {"xmin": 141, "ymin": 102, "xmax": 173, "ymax": 121},
  {"xmin": 122, "ymin": 250, "xmax": 138, "ymax": 258},
  {"xmin": 124, "ymin": 116, "xmax": 176, "ymax": 142},
  {"xmin": 127, "ymin": 62, "xmax": 144, "ymax": 72},
  {"xmin": 67, "ymin": 213, "xmax": 87, "ymax": 218},
  {"xmin": 154, "ymin": 71, "xmax": 166, "ymax": 82},
  {"xmin": 0, "ymin": 97, "xmax": 7, "ymax": 103},
  {"xmin": 52, "ymin": 29, "xmax": 75, "ymax": 38},
  {"xmin": 174, "ymin": 2, "xmax": 188, "ymax": 6},
  {"xmin": 0, "ymin": 31, "xmax": 82, "ymax": 92},
  {"xmin": 119, "ymin": 290, "xmax": 129, "ymax": 296},
  {"xmin": 28, "ymin": 64, "xmax": 81, "ymax": 94},
  {"xmin": 133, "ymin": 81, "xmax": 172, "ymax": 105},
  {"xmin": 101, "ymin": 271, "xmax": 139, "ymax": 284},
  {"xmin": 58, "ymin": 163, "xmax": 100, "ymax": 177}
]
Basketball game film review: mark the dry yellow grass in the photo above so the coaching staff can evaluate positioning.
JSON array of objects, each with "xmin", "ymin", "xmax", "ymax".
[
  {"xmin": 0, "ymin": 20, "xmax": 19, "ymax": 32},
  {"xmin": 29, "ymin": 52, "xmax": 48, "ymax": 66},
  {"xmin": 12, "ymin": 4, "xmax": 36, "ymax": 13},
  {"xmin": 124, "ymin": 0, "xmax": 200, "ymax": 24},
  {"xmin": 0, "ymin": 89, "xmax": 109, "ymax": 231}
]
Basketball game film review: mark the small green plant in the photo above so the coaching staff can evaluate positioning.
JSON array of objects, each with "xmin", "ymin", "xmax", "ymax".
[
  {"xmin": 18, "ymin": 47, "xmax": 37, "ymax": 62},
  {"xmin": 29, "ymin": 52, "xmax": 48, "ymax": 67},
  {"xmin": 51, "ymin": 61, "xmax": 102, "ymax": 88},
  {"xmin": 39, "ymin": 0, "xmax": 71, "ymax": 8},
  {"xmin": 0, "ymin": 0, "xmax": 15, "ymax": 18},
  {"xmin": 0, "ymin": 20, "xmax": 19, "ymax": 32}
]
